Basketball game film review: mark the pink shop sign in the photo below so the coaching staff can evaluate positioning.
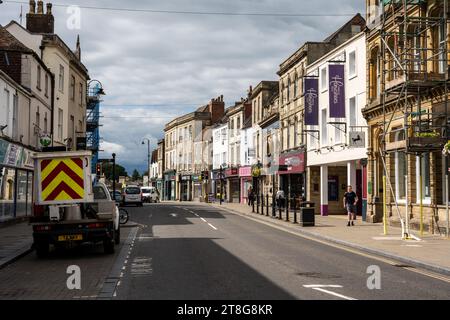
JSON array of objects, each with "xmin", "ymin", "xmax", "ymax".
[{"xmin": 239, "ymin": 166, "xmax": 252, "ymax": 177}]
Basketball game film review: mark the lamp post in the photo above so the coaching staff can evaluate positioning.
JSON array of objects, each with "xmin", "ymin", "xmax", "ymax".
[{"xmin": 142, "ymin": 138, "xmax": 151, "ymax": 187}]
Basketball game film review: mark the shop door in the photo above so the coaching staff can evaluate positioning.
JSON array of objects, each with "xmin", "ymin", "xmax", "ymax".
[{"xmin": 356, "ymin": 170, "xmax": 363, "ymax": 216}]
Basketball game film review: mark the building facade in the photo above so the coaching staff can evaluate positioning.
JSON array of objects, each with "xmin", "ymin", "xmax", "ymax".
[
  {"xmin": 6, "ymin": 1, "xmax": 89, "ymax": 150},
  {"xmin": 363, "ymin": 0, "xmax": 450, "ymax": 233},
  {"xmin": 164, "ymin": 96, "xmax": 224, "ymax": 201},
  {"xmin": 306, "ymin": 31, "xmax": 368, "ymax": 217}
]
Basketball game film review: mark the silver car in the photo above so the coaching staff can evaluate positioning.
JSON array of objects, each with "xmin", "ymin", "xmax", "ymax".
[{"xmin": 122, "ymin": 186, "xmax": 143, "ymax": 206}]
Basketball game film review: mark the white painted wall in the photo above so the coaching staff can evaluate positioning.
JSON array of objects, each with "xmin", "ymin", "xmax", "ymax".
[
  {"xmin": 306, "ymin": 32, "xmax": 368, "ymax": 166},
  {"xmin": 212, "ymin": 123, "xmax": 228, "ymax": 170},
  {"xmin": 240, "ymin": 126, "xmax": 255, "ymax": 166}
]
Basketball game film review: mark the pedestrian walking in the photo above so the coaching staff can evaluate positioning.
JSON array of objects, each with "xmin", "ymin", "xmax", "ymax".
[
  {"xmin": 343, "ymin": 185, "xmax": 358, "ymax": 226},
  {"xmin": 247, "ymin": 186, "xmax": 253, "ymax": 206},
  {"xmin": 276, "ymin": 189, "xmax": 285, "ymax": 208}
]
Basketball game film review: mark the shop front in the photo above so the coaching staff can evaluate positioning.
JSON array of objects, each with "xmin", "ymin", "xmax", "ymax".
[
  {"xmin": 278, "ymin": 151, "xmax": 306, "ymax": 201},
  {"xmin": 225, "ymin": 168, "xmax": 239, "ymax": 203},
  {"xmin": 192, "ymin": 174, "xmax": 202, "ymax": 201},
  {"xmin": 164, "ymin": 171, "xmax": 176, "ymax": 200},
  {"xmin": 0, "ymin": 139, "xmax": 35, "ymax": 223},
  {"xmin": 179, "ymin": 174, "xmax": 192, "ymax": 201},
  {"xmin": 239, "ymin": 166, "xmax": 253, "ymax": 204},
  {"xmin": 211, "ymin": 170, "xmax": 226, "ymax": 202}
]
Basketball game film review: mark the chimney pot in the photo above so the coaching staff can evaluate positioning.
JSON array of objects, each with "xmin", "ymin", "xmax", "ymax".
[
  {"xmin": 46, "ymin": 3, "xmax": 52, "ymax": 15},
  {"xmin": 29, "ymin": 0, "xmax": 36, "ymax": 13},
  {"xmin": 37, "ymin": 0, "xmax": 44, "ymax": 14}
]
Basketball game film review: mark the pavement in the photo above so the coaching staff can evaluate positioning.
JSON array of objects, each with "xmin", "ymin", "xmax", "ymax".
[
  {"xmin": 205, "ymin": 201, "xmax": 450, "ymax": 276},
  {"xmin": 0, "ymin": 221, "xmax": 33, "ymax": 270}
]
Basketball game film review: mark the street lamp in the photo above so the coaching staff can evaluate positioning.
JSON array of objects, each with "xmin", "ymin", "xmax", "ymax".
[
  {"xmin": 88, "ymin": 80, "xmax": 106, "ymax": 96},
  {"xmin": 142, "ymin": 138, "xmax": 151, "ymax": 187}
]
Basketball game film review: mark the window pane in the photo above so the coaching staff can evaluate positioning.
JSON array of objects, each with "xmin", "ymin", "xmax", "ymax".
[
  {"xmin": 16, "ymin": 170, "xmax": 28, "ymax": 217},
  {"xmin": 0, "ymin": 167, "xmax": 15, "ymax": 222}
]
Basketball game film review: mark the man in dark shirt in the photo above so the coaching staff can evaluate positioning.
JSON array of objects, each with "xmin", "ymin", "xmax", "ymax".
[{"xmin": 343, "ymin": 185, "xmax": 358, "ymax": 226}]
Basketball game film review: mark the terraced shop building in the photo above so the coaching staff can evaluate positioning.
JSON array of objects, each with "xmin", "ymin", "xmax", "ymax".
[{"xmin": 364, "ymin": 0, "xmax": 450, "ymax": 234}]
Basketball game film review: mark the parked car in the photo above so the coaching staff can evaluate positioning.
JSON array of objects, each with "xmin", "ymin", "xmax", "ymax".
[
  {"xmin": 122, "ymin": 185, "xmax": 143, "ymax": 206},
  {"xmin": 110, "ymin": 190, "xmax": 122, "ymax": 203},
  {"xmin": 141, "ymin": 187, "xmax": 160, "ymax": 203}
]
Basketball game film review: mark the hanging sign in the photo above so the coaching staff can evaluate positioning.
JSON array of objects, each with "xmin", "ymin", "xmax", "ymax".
[
  {"xmin": 304, "ymin": 78, "xmax": 319, "ymax": 126},
  {"xmin": 329, "ymin": 64, "xmax": 346, "ymax": 118}
]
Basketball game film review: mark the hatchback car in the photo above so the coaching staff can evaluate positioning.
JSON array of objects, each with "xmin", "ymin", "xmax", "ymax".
[
  {"xmin": 122, "ymin": 186, "xmax": 143, "ymax": 206},
  {"xmin": 141, "ymin": 187, "xmax": 160, "ymax": 203}
]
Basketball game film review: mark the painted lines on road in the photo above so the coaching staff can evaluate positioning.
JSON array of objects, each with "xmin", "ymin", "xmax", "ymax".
[
  {"xmin": 131, "ymin": 257, "xmax": 153, "ymax": 276},
  {"xmin": 303, "ymin": 285, "xmax": 357, "ymax": 300},
  {"xmin": 188, "ymin": 210, "xmax": 218, "ymax": 231},
  {"xmin": 208, "ymin": 223, "xmax": 218, "ymax": 230}
]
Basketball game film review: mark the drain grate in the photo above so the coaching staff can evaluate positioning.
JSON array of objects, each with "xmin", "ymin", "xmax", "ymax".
[
  {"xmin": 394, "ymin": 264, "xmax": 415, "ymax": 268},
  {"xmin": 296, "ymin": 272, "xmax": 341, "ymax": 279}
]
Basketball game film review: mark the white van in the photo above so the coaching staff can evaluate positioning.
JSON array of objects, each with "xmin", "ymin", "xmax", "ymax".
[{"xmin": 141, "ymin": 187, "xmax": 160, "ymax": 203}]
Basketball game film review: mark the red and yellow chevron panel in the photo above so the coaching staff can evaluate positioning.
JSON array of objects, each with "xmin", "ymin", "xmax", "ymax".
[{"xmin": 40, "ymin": 157, "xmax": 85, "ymax": 202}]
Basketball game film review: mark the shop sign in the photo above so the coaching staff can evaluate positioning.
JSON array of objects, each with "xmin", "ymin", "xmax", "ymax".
[
  {"xmin": 192, "ymin": 175, "xmax": 201, "ymax": 182},
  {"xmin": 225, "ymin": 168, "xmax": 238, "ymax": 177},
  {"xmin": 181, "ymin": 175, "xmax": 191, "ymax": 181},
  {"xmin": 279, "ymin": 152, "xmax": 305, "ymax": 174},
  {"xmin": 239, "ymin": 166, "xmax": 252, "ymax": 177},
  {"xmin": 349, "ymin": 132, "xmax": 365, "ymax": 148}
]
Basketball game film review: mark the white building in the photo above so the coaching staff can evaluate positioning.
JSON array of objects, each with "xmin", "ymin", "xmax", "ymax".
[
  {"xmin": 6, "ymin": 2, "xmax": 89, "ymax": 150},
  {"xmin": 211, "ymin": 122, "xmax": 228, "ymax": 200},
  {"xmin": 305, "ymin": 31, "xmax": 368, "ymax": 216}
]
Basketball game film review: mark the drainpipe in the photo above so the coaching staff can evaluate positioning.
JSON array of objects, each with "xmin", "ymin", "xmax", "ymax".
[{"xmin": 50, "ymin": 73, "xmax": 55, "ymax": 147}]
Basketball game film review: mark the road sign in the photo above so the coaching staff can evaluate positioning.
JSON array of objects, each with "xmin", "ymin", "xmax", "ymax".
[{"xmin": 40, "ymin": 157, "xmax": 85, "ymax": 202}]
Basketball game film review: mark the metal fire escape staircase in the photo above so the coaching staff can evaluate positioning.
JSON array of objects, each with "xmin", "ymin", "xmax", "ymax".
[{"xmin": 87, "ymin": 86, "xmax": 103, "ymax": 173}]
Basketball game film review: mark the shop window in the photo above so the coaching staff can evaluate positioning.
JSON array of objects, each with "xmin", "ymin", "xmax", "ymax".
[
  {"xmin": 395, "ymin": 151, "xmax": 407, "ymax": 201},
  {"xmin": 417, "ymin": 153, "xmax": 431, "ymax": 203}
]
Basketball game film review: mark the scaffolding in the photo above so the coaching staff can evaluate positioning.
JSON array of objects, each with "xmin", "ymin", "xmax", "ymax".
[
  {"xmin": 86, "ymin": 84, "xmax": 103, "ymax": 174},
  {"xmin": 379, "ymin": 0, "xmax": 450, "ymax": 238}
]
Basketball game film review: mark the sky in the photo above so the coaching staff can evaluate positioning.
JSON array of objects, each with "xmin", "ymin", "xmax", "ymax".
[{"xmin": 0, "ymin": 0, "xmax": 365, "ymax": 174}]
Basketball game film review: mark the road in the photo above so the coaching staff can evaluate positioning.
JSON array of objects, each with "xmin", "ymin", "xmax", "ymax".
[
  {"xmin": 1, "ymin": 202, "xmax": 450, "ymax": 300},
  {"xmin": 115, "ymin": 203, "xmax": 450, "ymax": 300}
]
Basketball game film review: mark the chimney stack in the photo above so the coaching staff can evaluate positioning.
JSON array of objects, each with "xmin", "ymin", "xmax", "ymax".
[
  {"xmin": 26, "ymin": 1, "xmax": 55, "ymax": 34},
  {"xmin": 37, "ymin": 0, "xmax": 44, "ymax": 14},
  {"xmin": 29, "ymin": 0, "xmax": 36, "ymax": 14}
]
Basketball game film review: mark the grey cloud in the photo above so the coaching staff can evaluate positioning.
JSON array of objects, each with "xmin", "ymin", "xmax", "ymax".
[{"xmin": 1, "ymin": 0, "xmax": 364, "ymax": 172}]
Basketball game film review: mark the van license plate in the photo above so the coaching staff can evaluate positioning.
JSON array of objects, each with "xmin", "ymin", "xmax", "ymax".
[{"xmin": 58, "ymin": 235, "xmax": 83, "ymax": 241}]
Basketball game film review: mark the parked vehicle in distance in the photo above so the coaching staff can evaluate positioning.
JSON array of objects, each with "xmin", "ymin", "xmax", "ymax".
[
  {"xmin": 141, "ymin": 186, "xmax": 160, "ymax": 203},
  {"xmin": 110, "ymin": 190, "xmax": 122, "ymax": 203},
  {"xmin": 122, "ymin": 185, "xmax": 143, "ymax": 206}
]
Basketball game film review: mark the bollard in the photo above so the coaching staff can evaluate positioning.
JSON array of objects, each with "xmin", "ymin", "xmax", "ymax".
[
  {"xmin": 293, "ymin": 196, "xmax": 298, "ymax": 224},
  {"xmin": 252, "ymin": 195, "xmax": 255, "ymax": 213},
  {"xmin": 261, "ymin": 194, "xmax": 265, "ymax": 215},
  {"xmin": 256, "ymin": 194, "xmax": 260, "ymax": 214},
  {"xmin": 272, "ymin": 194, "xmax": 276, "ymax": 217},
  {"xmin": 285, "ymin": 195, "xmax": 290, "ymax": 222},
  {"xmin": 266, "ymin": 194, "xmax": 269, "ymax": 216},
  {"xmin": 278, "ymin": 199, "xmax": 282, "ymax": 220}
]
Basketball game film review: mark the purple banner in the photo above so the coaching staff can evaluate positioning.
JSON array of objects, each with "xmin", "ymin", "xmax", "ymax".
[
  {"xmin": 329, "ymin": 64, "xmax": 345, "ymax": 118},
  {"xmin": 304, "ymin": 78, "xmax": 319, "ymax": 126}
]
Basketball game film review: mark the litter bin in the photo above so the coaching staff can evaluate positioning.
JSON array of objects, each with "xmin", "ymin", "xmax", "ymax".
[{"xmin": 299, "ymin": 201, "xmax": 315, "ymax": 227}]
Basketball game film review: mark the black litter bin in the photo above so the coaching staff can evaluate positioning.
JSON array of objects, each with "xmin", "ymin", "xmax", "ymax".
[{"xmin": 299, "ymin": 201, "xmax": 315, "ymax": 227}]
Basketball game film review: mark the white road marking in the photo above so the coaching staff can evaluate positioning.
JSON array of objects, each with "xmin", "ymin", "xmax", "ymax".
[
  {"xmin": 120, "ymin": 272, "xmax": 124, "ymax": 278},
  {"xmin": 113, "ymin": 291, "xmax": 117, "ymax": 297},
  {"xmin": 200, "ymin": 218, "xmax": 207, "ymax": 222},
  {"xmin": 117, "ymin": 281, "xmax": 121, "ymax": 286},
  {"xmin": 303, "ymin": 285, "xmax": 357, "ymax": 300},
  {"xmin": 124, "ymin": 260, "xmax": 128, "ymax": 264},
  {"xmin": 208, "ymin": 223, "xmax": 218, "ymax": 230}
]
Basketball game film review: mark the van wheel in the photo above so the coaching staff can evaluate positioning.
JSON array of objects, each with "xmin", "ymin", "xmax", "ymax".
[
  {"xmin": 103, "ymin": 238, "xmax": 115, "ymax": 254},
  {"xmin": 35, "ymin": 241, "xmax": 49, "ymax": 258}
]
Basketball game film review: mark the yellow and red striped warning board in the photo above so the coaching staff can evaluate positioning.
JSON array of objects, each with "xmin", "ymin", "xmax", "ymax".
[{"xmin": 39, "ymin": 157, "xmax": 85, "ymax": 202}]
